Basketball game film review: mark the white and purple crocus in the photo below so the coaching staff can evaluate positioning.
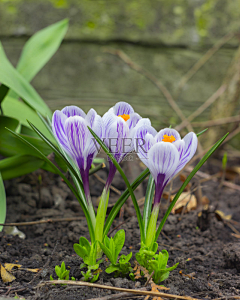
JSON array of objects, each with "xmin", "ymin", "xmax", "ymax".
[
  {"xmin": 102, "ymin": 101, "xmax": 151, "ymax": 191},
  {"xmin": 52, "ymin": 106, "xmax": 104, "ymax": 227},
  {"xmin": 135, "ymin": 126, "xmax": 198, "ymax": 246}
]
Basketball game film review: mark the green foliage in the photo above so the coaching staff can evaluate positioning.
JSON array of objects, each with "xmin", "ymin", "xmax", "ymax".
[
  {"xmin": 136, "ymin": 244, "xmax": 178, "ymax": 284},
  {"xmin": 50, "ymin": 261, "xmax": 75, "ymax": 281},
  {"xmin": 99, "ymin": 230, "xmax": 133, "ymax": 277},
  {"xmin": 0, "ymin": 173, "xmax": 6, "ymax": 232},
  {"xmin": 0, "ymin": 19, "xmax": 69, "ymax": 179},
  {"xmin": 148, "ymin": 250, "xmax": 178, "ymax": 284},
  {"xmin": 74, "ymin": 237, "xmax": 103, "ymax": 282}
]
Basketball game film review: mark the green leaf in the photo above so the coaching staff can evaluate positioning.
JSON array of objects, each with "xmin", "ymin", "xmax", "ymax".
[
  {"xmin": 99, "ymin": 242, "xmax": 114, "ymax": 263},
  {"xmin": 79, "ymin": 237, "xmax": 91, "ymax": 254},
  {"xmin": 105, "ymin": 265, "xmax": 120, "ymax": 274},
  {"xmin": 0, "ymin": 155, "xmax": 45, "ymax": 180},
  {"xmin": 155, "ymin": 132, "xmax": 229, "ymax": 242},
  {"xmin": 2, "ymin": 97, "xmax": 54, "ymax": 141},
  {"xmin": 113, "ymin": 230, "xmax": 125, "ymax": 261},
  {"xmin": 16, "ymin": 19, "xmax": 68, "ymax": 82},
  {"xmin": 55, "ymin": 266, "xmax": 62, "ymax": 279},
  {"xmin": 157, "ymin": 250, "xmax": 169, "ymax": 270},
  {"xmin": 0, "ymin": 84, "xmax": 9, "ymax": 104},
  {"xmin": 60, "ymin": 261, "xmax": 66, "ymax": 274},
  {"xmin": 0, "ymin": 42, "xmax": 51, "ymax": 117},
  {"xmin": 143, "ymin": 175, "xmax": 155, "ymax": 237},
  {"xmin": 196, "ymin": 128, "xmax": 208, "ymax": 137},
  {"xmin": 88, "ymin": 126, "xmax": 145, "ymax": 243},
  {"xmin": 73, "ymin": 244, "xmax": 88, "ymax": 260},
  {"xmin": 0, "ymin": 173, "xmax": 6, "ymax": 232}
]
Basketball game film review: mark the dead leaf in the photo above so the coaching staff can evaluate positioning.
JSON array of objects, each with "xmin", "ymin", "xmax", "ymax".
[
  {"xmin": 215, "ymin": 210, "xmax": 232, "ymax": 221},
  {"xmin": 4, "ymin": 263, "xmax": 22, "ymax": 272},
  {"xmin": 179, "ymin": 174, "xmax": 192, "ymax": 191},
  {"xmin": 171, "ymin": 193, "xmax": 197, "ymax": 214},
  {"xmin": 0, "ymin": 264, "xmax": 16, "ymax": 283},
  {"xmin": 201, "ymin": 196, "xmax": 210, "ymax": 205}
]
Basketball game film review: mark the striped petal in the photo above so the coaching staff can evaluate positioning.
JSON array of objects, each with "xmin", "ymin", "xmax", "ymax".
[
  {"xmin": 148, "ymin": 142, "xmax": 179, "ymax": 184},
  {"xmin": 62, "ymin": 105, "xmax": 86, "ymax": 118},
  {"xmin": 85, "ymin": 109, "xmax": 104, "ymax": 156},
  {"xmin": 113, "ymin": 101, "xmax": 134, "ymax": 116},
  {"xmin": 52, "ymin": 110, "xmax": 72, "ymax": 156},
  {"xmin": 104, "ymin": 117, "xmax": 129, "ymax": 163},
  {"xmin": 155, "ymin": 128, "xmax": 181, "ymax": 143},
  {"xmin": 64, "ymin": 116, "xmax": 90, "ymax": 170},
  {"xmin": 126, "ymin": 112, "xmax": 141, "ymax": 130},
  {"xmin": 134, "ymin": 125, "xmax": 157, "ymax": 167},
  {"xmin": 173, "ymin": 132, "xmax": 198, "ymax": 176}
]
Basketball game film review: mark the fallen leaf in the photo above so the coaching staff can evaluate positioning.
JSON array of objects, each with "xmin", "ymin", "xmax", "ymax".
[
  {"xmin": 4, "ymin": 263, "xmax": 22, "ymax": 272},
  {"xmin": 179, "ymin": 174, "xmax": 192, "ymax": 191},
  {"xmin": 215, "ymin": 210, "xmax": 232, "ymax": 221},
  {"xmin": 171, "ymin": 193, "xmax": 197, "ymax": 214},
  {"xmin": 0, "ymin": 263, "xmax": 16, "ymax": 283},
  {"xmin": 201, "ymin": 196, "xmax": 210, "ymax": 205}
]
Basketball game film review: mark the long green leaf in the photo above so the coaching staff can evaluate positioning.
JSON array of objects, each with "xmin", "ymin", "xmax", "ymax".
[
  {"xmin": 16, "ymin": 19, "xmax": 68, "ymax": 82},
  {"xmin": 0, "ymin": 155, "xmax": 45, "ymax": 180},
  {"xmin": 143, "ymin": 175, "xmax": 155, "ymax": 237},
  {"xmin": 0, "ymin": 173, "xmax": 6, "ymax": 232},
  {"xmin": 2, "ymin": 97, "xmax": 54, "ymax": 142},
  {"xmin": 155, "ymin": 132, "xmax": 229, "ymax": 242},
  {"xmin": 103, "ymin": 168, "xmax": 149, "ymax": 237},
  {"xmin": 0, "ymin": 84, "xmax": 9, "ymax": 104},
  {"xmin": 0, "ymin": 42, "xmax": 51, "ymax": 117},
  {"xmin": 6, "ymin": 128, "xmax": 95, "ymax": 243}
]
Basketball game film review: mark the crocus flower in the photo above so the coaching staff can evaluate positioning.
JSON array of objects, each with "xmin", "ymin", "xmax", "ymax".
[
  {"xmin": 52, "ymin": 106, "xmax": 104, "ymax": 226},
  {"xmin": 102, "ymin": 101, "xmax": 151, "ymax": 190},
  {"xmin": 134, "ymin": 126, "xmax": 198, "ymax": 246}
]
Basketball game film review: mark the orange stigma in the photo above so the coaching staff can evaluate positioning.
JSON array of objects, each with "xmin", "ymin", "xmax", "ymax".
[
  {"xmin": 118, "ymin": 114, "xmax": 130, "ymax": 121},
  {"xmin": 162, "ymin": 134, "xmax": 176, "ymax": 143}
]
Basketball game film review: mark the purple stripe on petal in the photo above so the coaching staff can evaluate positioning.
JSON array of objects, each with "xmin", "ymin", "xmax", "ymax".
[
  {"xmin": 64, "ymin": 116, "xmax": 89, "ymax": 170},
  {"xmin": 62, "ymin": 106, "xmax": 86, "ymax": 118},
  {"xmin": 148, "ymin": 142, "xmax": 179, "ymax": 184},
  {"xmin": 113, "ymin": 102, "xmax": 134, "ymax": 116},
  {"xmin": 173, "ymin": 132, "xmax": 198, "ymax": 177},
  {"xmin": 52, "ymin": 110, "xmax": 72, "ymax": 155}
]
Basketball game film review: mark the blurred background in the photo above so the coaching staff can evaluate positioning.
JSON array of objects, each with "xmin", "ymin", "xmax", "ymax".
[{"xmin": 1, "ymin": 0, "xmax": 240, "ymax": 148}]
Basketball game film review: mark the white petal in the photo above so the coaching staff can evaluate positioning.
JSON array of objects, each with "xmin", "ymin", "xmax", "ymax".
[
  {"xmin": 155, "ymin": 128, "xmax": 181, "ymax": 143},
  {"xmin": 61, "ymin": 106, "xmax": 86, "ymax": 118},
  {"xmin": 64, "ymin": 116, "xmax": 90, "ymax": 170},
  {"xmin": 104, "ymin": 117, "xmax": 129, "ymax": 162},
  {"xmin": 148, "ymin": 142, "xmax": 179, "ymax": 184},
  {"xmin": 173, "ymin": 132, "xmax": 198, "ymax": 176},
  {"xmin": 126, "ymin": 112, "xmax": 141, "ymax": 130},
  {"xmin": 52, "ymin": 110, "xmax": 72, "ymax": 155},
  {"xmin": 113, "ymin": 101, "xmax": 134, "ymax": 116},
  {"xmin": 134, "ymin": 125, "xmax": 157, "ymax": 167},
  {"xmin": 173, "ymin": 140, "xmax": 185, "ymax": 159}
]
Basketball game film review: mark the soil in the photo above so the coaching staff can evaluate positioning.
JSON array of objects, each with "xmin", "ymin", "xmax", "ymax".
[{"xmin": 0, "ymin": 158, "xmax": 240, "ymax": 300}]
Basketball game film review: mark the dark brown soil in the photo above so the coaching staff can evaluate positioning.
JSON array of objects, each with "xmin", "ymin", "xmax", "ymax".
[{"xmin": 0, "ymin": 159, "xmax": 240, "ymax": 300}]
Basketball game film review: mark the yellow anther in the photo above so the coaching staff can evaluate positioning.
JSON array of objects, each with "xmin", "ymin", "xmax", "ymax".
[
  {"xmin": 118, "ymin": 114, "xmax": 130, "ymax": 121},
  {"xmin": 162, "ymin": 134, "xmax": 176, "ymax": 143}
]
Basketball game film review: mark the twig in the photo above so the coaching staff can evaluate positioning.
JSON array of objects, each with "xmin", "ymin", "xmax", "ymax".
[
  {"xmin": 87, "ymin": 292, "xmax": 145, "ymax": 300},
  {"xmin": 185, "ymin": 166, "xmax": 240, "ymax": 192},
  {"xmin": 175, "ymin": 84, "xmax": 226, "ymax": 131},
  {"xmin": 191, "ymin": 114, "xmax": 240, "ymax": 128},
  {"xmin": 104, "ymin": 48, "xmax": 197, "ymax": 136},
  {"xmin": 38, "ymin": 280, "xmax": 200, "ymax": 300},
  {"xmin": 108, "ymin": 219, "xmax": 128, "ymax": 237},
  {"xmin": 93, "ymin": 173, "xmax": 121, "ymax": 195},
  {"xmin": 144, "ymin": 271, "xmax": 155, "ymax": 287},
  {"xmin": 0, "ymin": 217, "xmax": 85, "ymax": 227},
  {"xmin": 176, "ymin": 32, "xmax": 235, "ymax": 94}
]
